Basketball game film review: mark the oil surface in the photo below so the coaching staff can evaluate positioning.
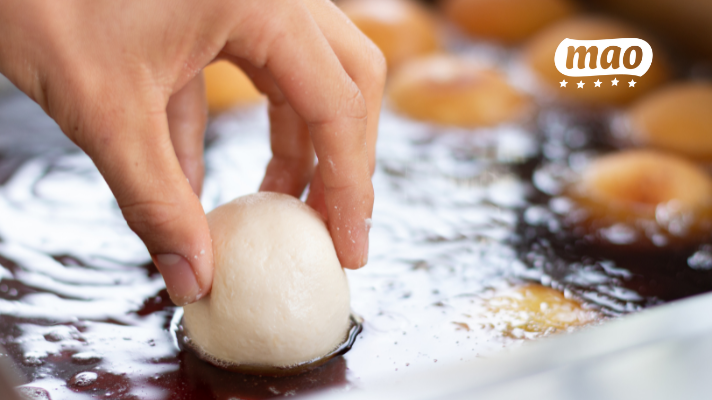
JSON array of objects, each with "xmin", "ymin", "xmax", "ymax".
[
  {"xmin": 176, "ymin": 313, "xmax": 363, "ymax": 377},
  {"xmin": 516, "ymin": 108, "xmax": 712, "ymax": 313},
  {"xmin": 0, "ymin": 77, "xmax": 709, "ymax": 400}
]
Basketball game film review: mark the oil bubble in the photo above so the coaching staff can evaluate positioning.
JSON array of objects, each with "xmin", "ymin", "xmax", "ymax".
[
  {"xmin": 17, "ymin": 387, "xmax": 51, "ymax": 400},
  {"xmin": 688, "ymin": 246, "xmax": 712, "ymax": 270},
  {"xmin": 69, "ymin": 371, "xmax": 98, "ymax": 388},
  {"xmin": 71, "ymin": 351, "xmax": 102, "ymax": 365}
]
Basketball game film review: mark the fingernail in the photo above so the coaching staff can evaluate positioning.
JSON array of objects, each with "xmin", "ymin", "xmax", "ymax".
[
  {"xmin": 153, "ymin": 254, "xmax": 200, "ymax": 306},
  {"xmin": 361, "ymin": 218, "xmax": 373, "ymax": 268}
]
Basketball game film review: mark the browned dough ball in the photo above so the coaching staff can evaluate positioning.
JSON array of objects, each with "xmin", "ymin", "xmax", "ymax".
[
  {"xmin": 388, "ymin": 54, "xmax": 529, "ymax": 127},
  {"xmin": 569, "ymin": 150, "xmax": 712, "ymax": 235},
  {"xmin": 626, "ymin": 82, "xmax": 712, "ymax": 161},
  {"xmin": 523, "ymin": 17, "xmax": 670, "ymax": 106},
  {"xmin": 441, "ymin": 0, "xmax": 576, "ymax": 44},
  {"xmin": 486, "ymin": 284, "xmax": 599, "ymax": 335},
  {"xmin": 339, "ymin": 0, "xmax": 439, "ymax": 69}
]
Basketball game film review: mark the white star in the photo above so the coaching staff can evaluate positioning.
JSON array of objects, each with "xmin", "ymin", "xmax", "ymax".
[
  {"xmin": 560, "ymin": 80, "xmax": 567, "ymax": 88},
  {"xmin": 629, "ymin": 79, "xmax": 636, "ymax": 87},
  {"xmin": 612, "ymin": 78, "xmax": 619, "ymax": 86},
  {"xmin": 594, "ymin": 79, "xmax": 602, "ymax": 88},
  {"xmin": 577, "ymin": 81, "xmax": 585, "ymax": 89}
]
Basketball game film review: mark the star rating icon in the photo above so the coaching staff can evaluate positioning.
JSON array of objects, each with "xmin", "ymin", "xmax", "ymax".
[{"xmin": 559, "ymin": 77, "xmax": 639, "ymax": 89}]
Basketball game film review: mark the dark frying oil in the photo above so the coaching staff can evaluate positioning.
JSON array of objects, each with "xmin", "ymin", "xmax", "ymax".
[
  {"xmin": 176, "ymin": 314, "xmax": 362, "ymax": 377},
  {"xmin": 3, "ymin": 106, "xmax": 711, "ymax": 400},
  {"xmin": 512, "ymin": 108, "xmax": 712, "ymax": 315},
  {"xmin": 0, "ymin": 286, "xmax": 350, "ymax": 400}
]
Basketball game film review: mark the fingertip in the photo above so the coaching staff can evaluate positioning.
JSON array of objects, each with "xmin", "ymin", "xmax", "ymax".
[
  {"xmin": 305, "ymin": 168, "xmax": 369, "ymax": 269},
  {"xmin": 153, "ymin": 253, "xmax": 201, "ymax": 305},
  {"xmin": 187, "ymin": 244, "xmax": 214, "ymax": 301},
  {"xmin": 333, "ymin": 215, "xmax": 371, "ymax": 270},
  {"xmin": 323, "ymin": 184, "xmax": 374, "ymax": 270},
  {"xmin": 152, "ymin": 244, "xmax": 214, "ymax": 306}
]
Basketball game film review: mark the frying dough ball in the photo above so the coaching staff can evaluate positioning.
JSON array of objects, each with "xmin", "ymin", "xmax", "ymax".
[
  {"xmin": 569, "ymin": 150, "xmax": 712, "ymax": 224},
  {"xmin": 183, "ymin": 193, "xmax": 351, "ymax": 370},
  {"xmin": 388, "ymin": 54, "xmax": 529, "ymax": 127},
  {"xmin": 441, "ymin": 0, "xmax": 576, "ymax": 44},
  {"xmin": 626, "ymin": 82, "xmax": 712, "ymax": 161},
  {"xmin": 524, "ymin": 17, "xmax": 669, "ymax": 106},
  {"xmin": 339, "ymin": 0, "xmax": 438, "ymax": 68},
  {"xmin": 487, "ymin": 284, "xmax": 598, "ymax": 335},
  {"xmin": 204, "ymin": 61, "xmax": 263, "ymax": 113}
]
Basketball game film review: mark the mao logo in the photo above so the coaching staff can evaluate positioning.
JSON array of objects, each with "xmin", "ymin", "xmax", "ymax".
[{"xmin": 554, "ymin": 38, "xmax": 653, "ymax": 78}]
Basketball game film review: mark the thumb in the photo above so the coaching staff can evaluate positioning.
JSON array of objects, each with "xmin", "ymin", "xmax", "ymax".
[{"xmin": 77, "ymin": 91, "xmax": 213, "ymax": 306}]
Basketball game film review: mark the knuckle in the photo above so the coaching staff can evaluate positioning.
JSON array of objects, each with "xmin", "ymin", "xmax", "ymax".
[
  {"xmin": 307, "ymin": 82, "xmax": 367, "ymax": 128},
  {"xmin": 120, "ymin": 200, "xmax": 181, "ymax": 237},
  {"xmin": 342, "ymin": 83, "xmax": 368, "ymax": 122},
  {"xmin": 266, "ymin": 88, "xmax": 288, "ymax": 107},
  {"xmin": 243, "ymin": 23, "xmax": 282, "ymax": 67},
  {"xmin": 235, "ymin": 1, "xmax": 301, "ymax": 67}
]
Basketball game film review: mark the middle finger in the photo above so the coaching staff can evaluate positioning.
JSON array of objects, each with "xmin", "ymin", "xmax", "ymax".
[
  {"xmin": 226, "ymin": 57, "xmax": 316, "ymax": 198},
  {"xmin": 303, "ymin": 0, "xmax": 387, "ymax": 175}
]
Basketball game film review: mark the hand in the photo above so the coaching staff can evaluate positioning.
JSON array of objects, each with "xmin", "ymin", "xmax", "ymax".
[{"xmin": 0, "ymin": 0, "xmax": 385, "ymax": 305}]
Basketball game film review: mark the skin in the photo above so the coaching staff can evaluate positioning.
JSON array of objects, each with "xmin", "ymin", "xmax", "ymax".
[{"xmin": 0, "ymin": 0, "xmax": 386, "ymax": 306}]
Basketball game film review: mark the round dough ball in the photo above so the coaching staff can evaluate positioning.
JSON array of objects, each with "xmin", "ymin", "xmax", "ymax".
[
  {"xmin": 626, "ymin": 82, "xmax": 712, "ymax": 161},
  {"xmin": 570, "ymin": 150, "xmax": 712, "ymax": 222},
  {"xmin": 388, "ymin": 54, "xmax": 529, "ymax": 127},
  {"xmin": 183, "ymin": 192, "xmax": 351, "ymax": 370},
  {"xmin": 339, "ymin": 0, "xmax": 438, "ymax": 68},
  {"xmin": 441, "ymin": 0, "xmax": 576, "ymax": 44},
  {"xmin": 523, "ymin": 17, "xmax": 669, "ymax": 106},
  {"xmin": 204, "ymin": 61, "xmax": 263, "ymax": 113}
]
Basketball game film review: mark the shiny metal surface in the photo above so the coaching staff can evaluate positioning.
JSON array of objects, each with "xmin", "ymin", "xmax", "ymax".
[{"xmin": 306, "ymin": 291, "xmax": 712, "ymax": 400}]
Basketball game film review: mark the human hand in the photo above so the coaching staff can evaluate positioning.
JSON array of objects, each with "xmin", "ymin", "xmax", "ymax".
[{"xmin": 0, "ymin": 0, "xmax": 385, "ymax": 305}]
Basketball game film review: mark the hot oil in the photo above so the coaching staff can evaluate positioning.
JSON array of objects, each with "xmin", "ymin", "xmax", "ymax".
[
  {"xmin": 0, "ymin": 68, "xmax": 709, "ymax": 399},
  {"xmin": 174, "ymin": 312, "xmax": 363, "ymax": 377},
  {"xmin": 0, "ymin": 90, "xmax": 542, "ymax": 398},
  {"xmin": 514, "ymin": 107, "xmax": 712, "ymax": 314}
]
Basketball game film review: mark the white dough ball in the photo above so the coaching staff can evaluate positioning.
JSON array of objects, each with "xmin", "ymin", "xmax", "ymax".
[{"xmin": 183, "ymin": 192, "xmax": 351, "ymax": 369}]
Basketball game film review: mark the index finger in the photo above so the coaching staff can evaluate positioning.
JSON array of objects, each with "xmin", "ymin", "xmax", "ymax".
[{"xmin": 224, "ymin": 1, "xmax": 373, "ymax": 269}]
